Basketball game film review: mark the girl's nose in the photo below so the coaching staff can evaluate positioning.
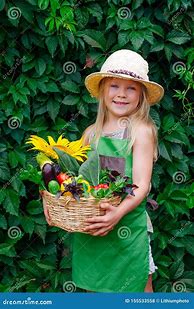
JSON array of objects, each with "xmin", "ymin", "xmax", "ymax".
[{"xmin": 117, "ymin": 88, "xmax": 127, "ymax": 98}]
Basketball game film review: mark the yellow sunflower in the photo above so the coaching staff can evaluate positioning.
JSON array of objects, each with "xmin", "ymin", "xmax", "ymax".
[{"xmin": 26, "ymin": 135, "xmax": 91, "ymax": 162}]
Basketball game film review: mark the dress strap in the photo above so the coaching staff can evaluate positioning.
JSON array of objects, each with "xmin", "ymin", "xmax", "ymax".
[{"xmin": 123, "ymin": 127, "xmax": 129, "ymax": 139}]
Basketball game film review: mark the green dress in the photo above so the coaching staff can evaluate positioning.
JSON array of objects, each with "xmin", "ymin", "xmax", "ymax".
[{"xmin": 72, "ymin": 128, "xmax": 149, "ymax": 292}]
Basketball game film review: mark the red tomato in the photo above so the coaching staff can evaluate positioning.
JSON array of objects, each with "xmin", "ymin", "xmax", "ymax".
[
  {"xmin": 101, "ymin": 184, "xmax": 109, "ymax": 188},
  {"xmin": 56, "ymin": 173, "xmax": 70, "ymax": 184},
  {"xmin": 92, "ymin": 184, "xmax": 109, "ymax": 190}
]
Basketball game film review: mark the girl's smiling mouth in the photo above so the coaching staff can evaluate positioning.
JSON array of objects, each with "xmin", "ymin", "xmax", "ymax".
[{"xmin": 113, "ymin": 100, "xmax": 129, "ymax": 105}]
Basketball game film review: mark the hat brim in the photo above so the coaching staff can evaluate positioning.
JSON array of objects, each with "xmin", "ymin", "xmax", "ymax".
[{"xmin": 85, "ymin": 72, "xmax": 164, "ymax": 105}]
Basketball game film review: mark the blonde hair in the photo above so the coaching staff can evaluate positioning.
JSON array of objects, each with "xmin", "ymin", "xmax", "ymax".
[{"xmin": 84, "ymin": 78, "xmax": 159, "ymax": 163}]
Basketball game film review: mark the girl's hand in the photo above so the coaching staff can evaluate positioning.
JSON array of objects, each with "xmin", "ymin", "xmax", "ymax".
[{"xmin": 83, "ymin": 201, "xmax": 122, "ymax": 236}]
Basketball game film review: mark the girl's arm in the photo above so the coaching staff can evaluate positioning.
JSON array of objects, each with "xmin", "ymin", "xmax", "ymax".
[
  {"xmin": 82, "ymin": 124, "xmax": 95, "ymax": 146},
  {"xmin": 84, "ymin": 123, "xmax": 155, "ymax": 236},
  {"xmin": 116, "ymin": 123, "xmax": 155, "ymax": 219}
]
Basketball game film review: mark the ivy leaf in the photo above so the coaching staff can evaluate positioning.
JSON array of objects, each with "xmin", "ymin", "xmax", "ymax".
[
  {"xmin": 185, "ymin": 237, "xmax": 194, "ymax": 256},
  {"xmin": 20, "ymin": 165, "xmax": 42, "ymax": 185},
  {"xmin": 0, "ymin": 159, "xmax": 10, "ymax": 181},
  {"xmin": 0, "ymin": 0, "xmax": 5, "ymax": 10},
  {"xmin": 151, "ymin": 24, "xmax": 164, "ymax": 37},
  {"xmin": 0, "ymin": 243, "xmax": 16, "ymax": 257},
  {"xmin": 47, "ymin": 99, "xmax": 60, "ymax": 122},
  {"xmin": 45, "ymin": 36, "xmax": 58, "ymax": 57},
  {"xmin": 162, "ymin": 114, "xmax": 175, "ymax": 132},
  {"xmin": 80, "ymin": 30, "xmax": 106, "ymax": 50},
  {"xmin": 62, "ymin": 95, "xmax": 80, "ymax": 105},
  {"xmin": 8, "ymin": 151, "xmax": 18, "ymax": 168},
  {"xmin": 118, "ymin": 31, "xmax": 129, "ymax": 47},
  {"xmin": 34, "ymin": 224, "xmax": 47, "ymax": 244},
  {"xmin": 36, "ymin": 262, "xmax": 56, "ymax": 270},
  {"xmin": 167, "ymin": 30, "xmax": 191, "ymax": 45},
  {"xmin": 87, "ymin": 4, "xmax": 103, "ymax": 24},
  {"xmin": 159, "ymin": 141, "xmax": 172, "ymax": 161},
  {"xmin": 38, "ymin": 0, "xmax": 50, "ymax": 10},
  {"xmin": 130, "ymin": 32, "xmax": 144, "ymax": 50},
  {"xmin": 150, "ymin": 42, "xmax": 164, "ymax": 52},
  {"xmin": 164, "ymin": 45, "xmax": 173, "ymax": 62},
  {"xmin": 20, "ymin": 216, "xmax": 35, "ymax": 237},
  {"xmin": 0, "ymin": 214, "xmax": 7, "ymax": 229},
  {"xmin": 171, "ymin": 144, "xmax": 183, "ymax": 159},
  {"xmin": 19, "ymin": 261, "xmax": 43, "ymax": 277},
  {"xmin": 46, "ymin": 82, "xmax": 60, "ymax": 92},
  {"xmin": 61, "ymin": 81, "xmax": 80, "ymax": 93},
  {"xmin": 26, "ymin": 200, "xmax": 43, "ymax": 215},
  {"xmin": 149, "ymin": 108, "xmax": 161, "ymax": 128},
  {"xmin": 3, "ymin": 188, "xmax": 20, "ymax": 216},
  {"xmin": 169, "ymin": 260, "xmax": 184, "ymax": 279},
  {"xmin": 17, "ymin": 3, "xmax": 34, "ymax": 23},
  {"xmin": 132, "ymin": 0, "xmax": 144, "ymax": 10},
  {"xmin": 35, "ymin": 58, "xmax": 46, "ymax": 76},
  {"xmin": 170, "ymin": 190, "xmax": 187, "ymax": 201}
]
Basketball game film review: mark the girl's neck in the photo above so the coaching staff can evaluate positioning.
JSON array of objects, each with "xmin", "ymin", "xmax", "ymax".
[{"xmin": 103, "ymin": 115, "xmax": 129, "ymax": 133}]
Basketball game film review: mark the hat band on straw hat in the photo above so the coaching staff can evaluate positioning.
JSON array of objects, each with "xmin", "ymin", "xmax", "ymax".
[{"xmin": 107, "ymin": 69, "xmax": 144, "ymax": 80}]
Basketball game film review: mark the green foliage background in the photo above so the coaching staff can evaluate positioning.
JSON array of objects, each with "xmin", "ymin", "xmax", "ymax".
[{"xmin": 0, "ymin": 0, "xmax": 193, "ymax": 292}]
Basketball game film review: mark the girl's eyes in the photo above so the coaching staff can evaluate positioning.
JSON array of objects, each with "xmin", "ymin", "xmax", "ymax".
[{"xmin": 110, "ymin": 84, "xmax": 136, "ymax": 90}]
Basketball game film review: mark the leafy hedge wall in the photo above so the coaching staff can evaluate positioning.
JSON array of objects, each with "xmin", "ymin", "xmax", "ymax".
[{"xmin": 0, "ymin": 0, "xmax": 193, "ymax": 292}]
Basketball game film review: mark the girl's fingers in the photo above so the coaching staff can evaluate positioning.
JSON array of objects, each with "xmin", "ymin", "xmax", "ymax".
[
  {"xmin": 99, "ymin": 202, "xmax": 110, "ymax": 207},
  {"xmin": 92, "ymin": 227, "xmax": 114, "ymax": 236},
  {"xmin": 85, "ymin": 217, "xmax": 106, "ymax": 224},
  {"xmin": 100, "ymin": 232, "xmax": 108, "ymax": 236},
  {"xmin": 84, "ymin": 223, "xmax": 105, "ymax": 231}
]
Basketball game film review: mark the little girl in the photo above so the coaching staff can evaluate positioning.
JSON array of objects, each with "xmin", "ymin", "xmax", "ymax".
[
  {"xmin": 43, "ymin": 49, "xmax": 164, "ymax": 292},
  {"xmin": 71, "ymin": 49, "xmax": 164, "ymax": 293}
]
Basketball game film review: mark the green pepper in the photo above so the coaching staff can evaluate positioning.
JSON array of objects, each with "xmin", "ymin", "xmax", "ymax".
[{"xmin": 48, "ymin": 180, "xmax": 60, "ymax": 195}]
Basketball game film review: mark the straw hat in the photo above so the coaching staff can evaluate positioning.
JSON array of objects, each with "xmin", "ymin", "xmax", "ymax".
[{"xmin": 85, "ymin": 49, "xmax": 164, "ymax": 105}]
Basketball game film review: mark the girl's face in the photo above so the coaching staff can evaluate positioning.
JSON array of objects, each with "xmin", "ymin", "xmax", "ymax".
[{"xmin": 103, "ymin": 78, "xmax": 142, "ymax": 119}]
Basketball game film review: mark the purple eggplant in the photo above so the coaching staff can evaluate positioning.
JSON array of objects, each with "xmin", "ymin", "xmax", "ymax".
[
  {"xmin": 52, "ymin": 163, "xmax": 61, "ymax": 177},
  {"xmin": 42, "ymin": 163, "xmax": 56, "ymax": 189}
]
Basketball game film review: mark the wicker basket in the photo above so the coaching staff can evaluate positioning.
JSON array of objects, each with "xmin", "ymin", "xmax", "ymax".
[{"xmin": 40, "ymin": 190, "xmax": 121, "ymax": 234}]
